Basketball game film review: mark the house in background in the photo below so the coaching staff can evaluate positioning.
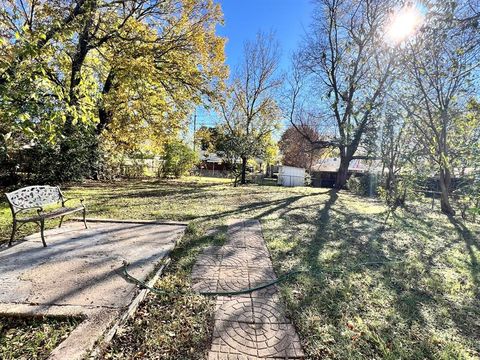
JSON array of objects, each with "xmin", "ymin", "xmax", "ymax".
[
  {"xmin": 198, "ymin": 151, "xmax": 230, "ymax": 177},
  {"xmin": 311, "ymin": 157, "xmax": 382, "ymax": 187}
]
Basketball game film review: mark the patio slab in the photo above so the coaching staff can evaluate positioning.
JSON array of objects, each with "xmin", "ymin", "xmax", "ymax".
[{"xmin": 0, "ymin": 219, "xmax": 186, "ymax": 359}]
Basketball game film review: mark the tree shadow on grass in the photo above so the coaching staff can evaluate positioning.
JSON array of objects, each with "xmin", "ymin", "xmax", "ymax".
[
  {"xmin": 196, "ymin": 191, "xmax": 330, "ymax": 223},
  {"xmin": 259, "ymin": 189, "xmax": 480, "ymax": 358},
  {"xmin": 442, "ymin": 215, "xmax": 480, "ymax": 350},
  {"xmin": 76, "ymin": 180, "xmax": 224, "ymax": 201},
  {"xmin": 447, "ymin": 215, "xmax": 480, "ymax": 298},
  {"xmin": 167, "ymin": 224, "xmax": 227, "ymax": 273}
]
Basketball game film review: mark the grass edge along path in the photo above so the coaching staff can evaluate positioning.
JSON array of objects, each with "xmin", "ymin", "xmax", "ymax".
[{"xmin": 102, "ymin": 222, "xmax": 226, "ymax": 359}]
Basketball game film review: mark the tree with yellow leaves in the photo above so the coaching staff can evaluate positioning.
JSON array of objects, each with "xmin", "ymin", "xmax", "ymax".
[{"xmin": 0, "ymin": 0, "xmax": 227, "ymax": 182}]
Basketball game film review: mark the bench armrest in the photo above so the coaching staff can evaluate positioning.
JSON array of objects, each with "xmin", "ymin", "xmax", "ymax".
[{"xmin": 62, "ymin": 198, "xmax": 85, "ymax": 208}]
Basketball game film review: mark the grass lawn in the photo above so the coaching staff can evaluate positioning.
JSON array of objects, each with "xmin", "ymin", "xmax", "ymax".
[
  {"xmin": 1, "ymin": 177, "xmax": 479, "ymax": 359},
  {"xmin": 0, "ymin": 316, "xmax": 80, "ymax": 360}
]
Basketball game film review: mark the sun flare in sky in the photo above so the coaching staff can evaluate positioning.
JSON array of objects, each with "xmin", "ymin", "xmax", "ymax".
[{"xmin": 387, "ymin": 5, "xmax": 424, "ymax": 43}]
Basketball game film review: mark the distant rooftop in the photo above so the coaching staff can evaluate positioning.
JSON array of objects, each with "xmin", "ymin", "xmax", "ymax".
[{"xmin": 312, "ymin": 157, "xmax": 382, "ymax": 173}]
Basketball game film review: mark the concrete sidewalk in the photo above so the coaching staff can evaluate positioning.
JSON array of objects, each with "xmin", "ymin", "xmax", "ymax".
[{"xmin": 192, "ymin": 219, "xmax": 304, "ymax": 359}]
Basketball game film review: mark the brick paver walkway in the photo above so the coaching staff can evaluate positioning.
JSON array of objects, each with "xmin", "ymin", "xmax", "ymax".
[{"xmin": 192, "ymin": 219, "xmax": 304, "ymax": 359}]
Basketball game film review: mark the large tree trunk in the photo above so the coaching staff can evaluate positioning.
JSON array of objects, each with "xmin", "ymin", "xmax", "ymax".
[
  {"xmin": 240, "ymin": 156, "xmax": 247, "ymax": 185},
  {"xmin": 63, "ymin": 8, "xmax": 96, "ymax": 136},
  {"xmin": 335, "ymin": 153, "xmax": 350, "ymax": 189},
  {"xmin": 385, "ymin": 159, "xmax": 397, "ymax": 206},
  {"xmin": 57, "ymin": 18, "xmax": 93, "ymax": 180},
  {"xmin": 437, "ymin": 111, "xmax": 455, "ymax": 216},
  {"xmin": 96, "ymin": 69, "xmax": 115, "ymax": 134},
  {"xmin": 439, "ymin": 167, "xmax": 455, "ymax": 215},
  {"xmin": 64, "ymin": 30, "xmax": 90, "ymax": 135}
]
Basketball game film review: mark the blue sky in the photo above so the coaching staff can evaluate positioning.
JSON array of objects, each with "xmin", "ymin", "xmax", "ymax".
[
  {"xmin": 217, "ymin": 0, "xmax": 314, "ymax": 72},
  {"xmin": 195, "ymin": 0, "xmax": 314, "ymax": 128}
]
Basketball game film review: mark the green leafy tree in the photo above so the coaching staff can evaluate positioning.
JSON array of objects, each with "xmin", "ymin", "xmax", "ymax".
[
  {"xmin": 195, "ymin": 126, "xmax": 221, "ymax": 152},
  {"xmin": 0, "ymin": 0, "xmax": 227, "ymax": 182},
  {"xmin": 160, "ymin": 140, "xmax": 198, "ymax": 178}
]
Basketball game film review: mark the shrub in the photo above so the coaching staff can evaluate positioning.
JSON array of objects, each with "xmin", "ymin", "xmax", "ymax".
[
  {"xmin": 159, "ymin": 141, "xmax": 198, "ymax": 178},
  {"xmin": 19, "ymin": 131, "xmax": 99, "ymax": 184},
  {"xmin": 0, "ymin": 139, "xmax": 19, "ymax": 186},
  {"xmin": 347, "ymin": 174, "xmax": 378, "ymax": 196}
]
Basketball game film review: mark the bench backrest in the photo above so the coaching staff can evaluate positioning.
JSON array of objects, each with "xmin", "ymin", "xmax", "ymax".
[{"xmin": 5, "ymin": 186, "xmax": 63, "ymax": 213}]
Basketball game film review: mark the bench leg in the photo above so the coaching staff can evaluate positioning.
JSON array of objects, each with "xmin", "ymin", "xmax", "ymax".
[
  {"xmin": 83, "ymin": 208, "xmax": 88, "ymax": 229},
  {"xmin": 40, "ymin": 219, "xmax": 47, "ymax": 247},
  {"xmin": 9, "ymin": 220, "xmax": 17, "ymax": 247},
  {"xmin": 59, "ymin": 215, "xmax": 65, "ymax": 228}
]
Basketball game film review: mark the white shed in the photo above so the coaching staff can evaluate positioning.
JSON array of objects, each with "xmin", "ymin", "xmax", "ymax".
[{"xmin": 278, "ymin": 166, "xmax": 306, "ymax": 187}]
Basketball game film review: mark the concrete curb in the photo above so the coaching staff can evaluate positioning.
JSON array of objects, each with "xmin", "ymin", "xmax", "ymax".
[
  {"xmin": 0, "ymin": 219, "xmax": 183, "ymax": 360},
  {"xmin": 48, "ymin": 309, "xmax": 119, "ymax": 360},
  {"xmin": 72, "ymin": 217, "xmax": 188, "ymax": 226},
  {"xmin": 88, "ymin": 258, "xmax": 171, "ymax": 359}
]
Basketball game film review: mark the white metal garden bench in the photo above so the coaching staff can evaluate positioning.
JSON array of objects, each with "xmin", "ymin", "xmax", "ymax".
[{"xmin": 5, "ymin": 186, "xmax": 87, "ymax": 247}]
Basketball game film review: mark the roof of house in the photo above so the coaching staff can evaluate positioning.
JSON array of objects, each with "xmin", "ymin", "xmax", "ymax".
[
  {"xmin": 312, "ymin": 157, "xmax": 382, "ymax": 173},
  {"xmin": 200, "ymin": 151, "xmax": 224, "ymax": 163},
  {"xmin": 199, "ymin": 151, "xmax": 266, "ymax": 164}
]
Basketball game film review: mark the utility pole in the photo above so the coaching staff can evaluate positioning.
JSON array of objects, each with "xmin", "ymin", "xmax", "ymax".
[{"xmin": 193, "ymin": 109, "xmax": 197, "ymax": 151}]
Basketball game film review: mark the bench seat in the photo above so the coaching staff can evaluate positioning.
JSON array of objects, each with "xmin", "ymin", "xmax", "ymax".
[{"xmin": 16, "ymin": 206, "xmax": 85, "ymax": 223}]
